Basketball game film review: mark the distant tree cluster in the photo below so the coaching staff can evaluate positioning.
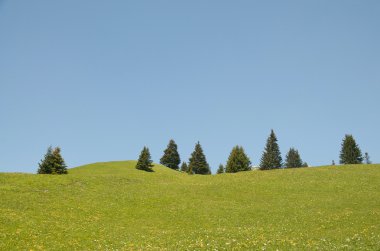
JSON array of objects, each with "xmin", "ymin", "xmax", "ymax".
[
  {"xmin": 138, "ymin": 130, "xmax": 370, "ymax": 174},
  {"xmin": 153, "ymin": 130, "xmax": 309, "ymax": 175},
  {"xmin": 37, "ymin": 146, "xmax": 67, "ymax": 174},
  {"xmin": 137, "ymin": 140, "xmax": 211, "ymax": 174}
]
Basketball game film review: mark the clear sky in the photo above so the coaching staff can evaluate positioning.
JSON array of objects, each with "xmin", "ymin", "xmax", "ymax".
[{"xmin": 1, "ymin": 0, "xmax": 379, "ymax": 173}]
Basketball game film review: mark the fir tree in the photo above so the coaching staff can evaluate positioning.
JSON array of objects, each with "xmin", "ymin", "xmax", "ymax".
[
  {"xmin": 37, "ymin": 146, "xmax": 54, "ymax": 174},
  {"xmin": 216, "ymin": 164, "xmax": 225, "ymax": 174},
  {"xmin": 51, "ymin": 147, "xmax": 68, "ymax": 174},
  {"xmin": 364, "ymin": 152, "xmax": 371, "ymax": 164},
  {"xmin": 225, "ymin": 146, "xmax": 251, "ymax": 173},
  {"xmin": 180, "ymin": 162, "xmax": 188, "ymax": 172},
  {"xmin": 37, "ymin": 146, "xmax": 68, "ymax": 174},
  {"xmin": 339, "ymin": 135, "xmax": 363, "ymax": 164},
  {"xmin": 259, "ymin": 130, "xmax": 282, "ymax": 170},
  {"xmin": 136, "ymin": 147, "xmax": 154, "ymax": 172},
  {"xmin": 284, "ymin": 148, "xmax": 303, "ymax": 168},
  {"xmin": 332, "ymin": 160, "xmax": 335, "ymax": 166},
  {"xmin": 160, "ymin": 139, "xmax": 181, "ymax": 170},
  {"xmin": 188, "ymin": 142, "xmax": 211, "ymax": 175}
]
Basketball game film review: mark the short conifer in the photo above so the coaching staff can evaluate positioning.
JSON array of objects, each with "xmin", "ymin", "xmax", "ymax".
[
  {"xmin": 160, "ymin": 139, "xmax": 181, "ymax": 170},
  {"xmin": 216, "ymin": 164, "xmax": 225, "ymax": 174},
  {"xmin": 284, "ymin": 148, "xmax": 303, "ymax": 168},
  {"xmin": 180, "ymin": 162, "xmax": 188, "ymax": 172},
  {"xmin": 225, "ymin": 146, "xmax": 251, "ymax": 173},
  {"xmin": 136, "ymin": 147, "xmax": 154, "ymax": 172},
  {"xmin": 37, "ymin": 146, "xmax": 67, "ymax": 174}
]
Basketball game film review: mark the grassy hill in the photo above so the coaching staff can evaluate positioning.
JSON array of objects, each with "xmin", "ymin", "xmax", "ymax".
[{"xmin": 1, "ymin": 162, "xmax": 379, "ymax": 250}]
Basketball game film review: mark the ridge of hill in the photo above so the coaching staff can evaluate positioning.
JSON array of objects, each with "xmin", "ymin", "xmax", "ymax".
[{"xmin": 1, "ymin": 161, "xmax": 379, "ymax": 249}]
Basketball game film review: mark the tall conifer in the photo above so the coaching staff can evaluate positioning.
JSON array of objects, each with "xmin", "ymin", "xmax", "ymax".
[
  {"xmin": 160, "ymin": 139, "xmax": 181, "ymax": 170},
  {"xmin": 260, "ymin": 130, "xmax": 282, "ymax": 170},
  {"xmin": 188, "ymin": 142, "xmax": 211, "ymax": 175},
  {"xmin": 51, "ymin": 147, "xmax": 68, "ymax": 174},
  {"xmin": 339, "ymin": 135, "xmax": 363, "ymax": 164},
  {"xmin": 37, "ymin": 146, "xmax": 54, "ymax": 174}
]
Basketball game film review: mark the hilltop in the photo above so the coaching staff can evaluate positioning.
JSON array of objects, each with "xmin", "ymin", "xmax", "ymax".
[{"xmin": 1, "ymin": 161, "xmax": 379, "ymax": 249}]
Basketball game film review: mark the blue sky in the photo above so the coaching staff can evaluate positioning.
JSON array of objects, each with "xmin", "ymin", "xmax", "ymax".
[{"xmin": 1, "ymin": 0, "xmax": 379, "ymax": 173}]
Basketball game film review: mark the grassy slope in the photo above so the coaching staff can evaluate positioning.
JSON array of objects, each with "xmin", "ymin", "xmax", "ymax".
[{"xmin": 1, "ymin": 162, "xmax": 380, "ymax": 250}]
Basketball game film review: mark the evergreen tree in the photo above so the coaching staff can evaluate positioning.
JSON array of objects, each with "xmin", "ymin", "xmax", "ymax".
[
  {"xmin": 37, "ymin": 146, "xmax": 54, "ymax": 174},
  {"xmin": 284, "ymin": 148, "xmax": 303, "ymax": 168},
  {"xmin": 339, "ymin": 134, "xmax": 363, "ymax": 164},
  {"xmin": 364, "ymin": 152, "xmax": 371, "ymax": 164},
  {"xmin": 259, "ymin": 130, "xmax": 282, "ymax": 170},
  {"xmin": 332, "ymin": 160, "xmax": 335, "ymax": 166},
  {"xmin": 188, "ymin": 142, "xmax": 211, "ymax": 175},
  {"xmin": 51, "ymin": 147, "xmax": 68, "ymax": 174},
  {"xmin": 136, "ymin": 147, "xmax": 154, "ymax": 172},
  {"xmin": 302, "ymin": 162, "xmax": 308, "ymax": 167},
  {"xmin": 160, "ymin": 139, "xmax": 181, "ymax": 170},
  {"xmin": 180, "ymin": 162, "xmax": 188, "ymax": 172},
  {"xmin": 216, "ymin": 164, "xmax": 225, "ymax": 174},
  {"xmin": 225, "ymin": 146, "xmax": 251, "ymax": 173},
  {"xmin": 37, "ymin": 146, "xmax": 68, "ymax": 174}
]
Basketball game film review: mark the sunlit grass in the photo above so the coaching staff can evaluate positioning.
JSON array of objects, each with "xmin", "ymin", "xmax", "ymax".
[{"xmin": 1, "ymin": 162, "xmax": 379, "ymax": 249}]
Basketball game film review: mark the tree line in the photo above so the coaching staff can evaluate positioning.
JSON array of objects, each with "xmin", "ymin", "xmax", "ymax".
[
  {"xmin": 37, "ymin": 130, "xmax": 371, "ymax": 174},
  {"xmin": 135, "ymin": 130, "xmax": 370, "ymax": 174}
]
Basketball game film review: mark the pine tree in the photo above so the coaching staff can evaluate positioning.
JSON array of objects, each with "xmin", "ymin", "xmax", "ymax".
[
  {"xmin": 188, "ymin": 142, "xmax": 211, "ymax": 175},
  {"xmin": 160, "ymin": 139, "xmax": 181, "ymax": 170},
  {"xmin": 339, "ymin": 134, "xmax": 363, "ymax": 164},
  {"xmin": 217, "ymin": 164, "xmax": 225, "ymax": 174},
  {"xmin": 37, "ymin": 146, "xmax": 68, "ymax": 174},
  {"xmin": 284, "ymin": 148, "xmax": 303, "ymax": 168},
  {"xmin": 225, "ymin": 146, "xmax": 251, "ymax": 173},
  {"xmin": 51, "ymin": 147, "xmax": 68, "ymax": 174},
  {"xmin": 136, "ymin": 147, "xmax": 154, "ymax": 172},
  {"xmin": 364, "ymin": 152, "xmax": 371, "ymax": 164},
  {"xmin": 259, "ymin": 130, "xmax": 282, "ymax": 170},
  {"xmin": 37, "ymin": 146, "xmax": 54, "ymax": 174},
  {"xmin": 180, "ymin": 162, "xmax": 188, "ymax": 172}
]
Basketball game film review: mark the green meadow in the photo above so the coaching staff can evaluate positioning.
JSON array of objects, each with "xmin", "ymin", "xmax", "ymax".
[{"xmin": 1, "ymin": 162, "xmax": 379, "ymax": 250}]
